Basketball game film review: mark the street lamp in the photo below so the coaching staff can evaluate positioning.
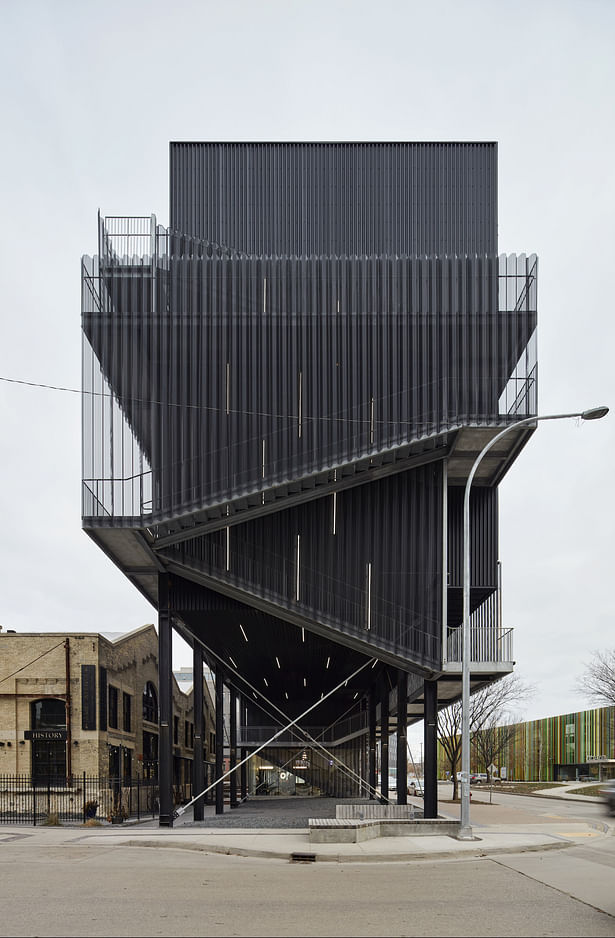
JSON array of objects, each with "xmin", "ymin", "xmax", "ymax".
[{"xmin": 458, "ymin": 406, "xmax": 609, "ymax": 840}]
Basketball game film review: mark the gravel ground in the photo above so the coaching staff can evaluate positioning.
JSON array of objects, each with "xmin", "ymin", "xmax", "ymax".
[{"xmin": 182, "ymin": 796, "xmax": 424, "ymax": 829}]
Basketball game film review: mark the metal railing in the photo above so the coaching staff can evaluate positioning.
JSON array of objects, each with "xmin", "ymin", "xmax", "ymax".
[
  {"xmin": 99, "ymin": 214, "xmax": 157, "ymax": 263},
  {"xmin": 0, "ymin": 774, "xmax": 162, "ymax": 826},
  {"xmin": 446, "ymin": 625, "xmax": 513, "ymax": 665}
]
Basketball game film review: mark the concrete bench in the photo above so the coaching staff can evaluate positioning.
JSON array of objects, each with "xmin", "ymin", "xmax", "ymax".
[
  {"xmin": 336, "ymin": 804, "xmax": 415, "ymax": 820},
  {"xmin": 309, "ymin": 816, "xmax": 460, "ymax": 844},
  {"xmin": 309, "ymin": 818, "xmax": 382, "ymax": 843}
]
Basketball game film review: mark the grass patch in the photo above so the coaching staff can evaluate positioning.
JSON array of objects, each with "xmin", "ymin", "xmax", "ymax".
[
  {"xmin": 469, "ymin": 781, "xmax": 603, "ymax": 798},
  {"xmin": 564, "ymin": 784, "xmax": 604, "ymax": 797},
  {"xmin": 445, "ymin": 782, "xmax": 566, "ymax": 799},
  {"xmin": 443, "ymin": 781, "xmax": 605, "ymax": 800},
  {"xmin": 447, "ymin": 782, "xmax": 565, "ymax": 793},
  {"xmin": 498, "ymin": 782, "xmax": 566, "ymax": 794}
]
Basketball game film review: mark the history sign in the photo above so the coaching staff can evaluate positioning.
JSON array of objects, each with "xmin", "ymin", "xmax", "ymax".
[{"xmin": 24, "ymin": 730, "xmax": 67, "ymax": 741}]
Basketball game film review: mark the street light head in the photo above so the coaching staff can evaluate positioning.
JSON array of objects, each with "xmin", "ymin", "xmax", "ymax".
[{"xmin": 581, "ymin": 406, "xmax": 609, "ymax": 421}]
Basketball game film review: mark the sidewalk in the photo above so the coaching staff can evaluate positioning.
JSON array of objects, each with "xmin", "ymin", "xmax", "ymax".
[{"xmin": 13, "ymin": 784, "xmax": 609, "ymax": 864}]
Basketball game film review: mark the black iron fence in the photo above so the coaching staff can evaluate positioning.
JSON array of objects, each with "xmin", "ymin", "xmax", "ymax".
[{"xmin": 0, "ymin": 774, "xmax": 164, "ymax": 826}]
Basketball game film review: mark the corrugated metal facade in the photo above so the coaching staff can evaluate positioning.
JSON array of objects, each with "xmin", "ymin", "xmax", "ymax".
[
  {"xmin": 81, "ymin": 142, "xmax": 537, "ymax": 680},
  {"xmin": 169, "ymin": 142, "xmax": 497, "ymax": 257},
  {"xmin": 160, "ymin": 464, "xmax": 443, "ymax": 667},
  {"xmin": 82, "ymin": 249, "xmax": 537, "ymax": 523}
]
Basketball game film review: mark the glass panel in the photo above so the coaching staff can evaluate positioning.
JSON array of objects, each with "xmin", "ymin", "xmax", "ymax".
[{"xmin": 31, "ymin": 698, "xmax": 66, "ymax": 730}]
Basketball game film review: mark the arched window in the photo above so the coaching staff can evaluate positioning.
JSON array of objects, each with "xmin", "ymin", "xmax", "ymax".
[
  {"xmin": 143, "ymin": 682, "xmax": 158, "ymax": 724},
  {"xmin": 30, "ymin": 698, "xmax": 66, "ymax": 785}
]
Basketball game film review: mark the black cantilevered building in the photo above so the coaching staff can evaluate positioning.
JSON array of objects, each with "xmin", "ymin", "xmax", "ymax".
[{"xmin": 81, "ymin": 142, "xmax": 537, "ymax": 823}]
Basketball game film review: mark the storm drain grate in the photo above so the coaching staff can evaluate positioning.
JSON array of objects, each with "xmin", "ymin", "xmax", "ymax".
[{"xmin": 290, "ymin": 852, "xmax": 316, "ymax": 863}]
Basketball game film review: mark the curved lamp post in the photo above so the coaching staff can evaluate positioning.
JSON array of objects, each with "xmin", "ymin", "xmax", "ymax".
[{"xmin": 458, "ymin": 406, "xmax": 609, "ymax": 840}]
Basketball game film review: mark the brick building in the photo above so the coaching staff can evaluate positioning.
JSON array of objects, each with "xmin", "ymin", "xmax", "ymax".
[{"xmin": 0, "ymin": 625, "xmax": 215, "ymax": 795}]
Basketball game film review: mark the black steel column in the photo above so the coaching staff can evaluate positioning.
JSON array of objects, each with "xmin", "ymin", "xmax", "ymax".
[
  {"xmin": 240, "ymin": 747, "xmax": 248, "ymax": 800},
  {"xmin": 359, "ymin": 729, "xmax": 366, "ymax": 797},
  {"xmin": 424, "ymin": 679, "xmax": 438, "ymax": 818},
  {"xmin": 229, "ymin": 686, "xmax": 238, "ymax": 808},
  {"xmin": 215, "ymin": 666, "xmax": 225, "ymax": 815},
  {"xmin": 206, "ymin": 762, "xmax": 213, "ymax": 805},
  {"xmin": 397, "ymin": 670, "xmax": 408, "ymax": 806},
  {"xmin": 368, "ymin": 689, "xmax": 377, "ymax": 799},
  {"xmin": 158, "ymin": 574, "xmax": 174, "ymax": 827},
  {"xmin": 239, "ymin": 697, "xmax": 248, "ymax": 800},
  {"xmin": 192, "ymin": 644, "xmax": 205, "ymax": 821},
  {"xmin": 380, "ymin": 677, "xmax": 389, "ymax": 804}
]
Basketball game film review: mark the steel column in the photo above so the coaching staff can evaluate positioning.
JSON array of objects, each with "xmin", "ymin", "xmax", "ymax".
[
  {"xmin": 229, "ymin": 686, "xmax": 238, "ymax": 808},
  {"xmin": 215, "ymin": 666, "xmax": 225, "ymax": 815},
  {"xmin": 423, "ymin": 679, "xmax": 438, "ymax": 818},
  {"xmin": 369, "ymin": 689, "xmax": 377, "ymax": 799},
  {"xmin": 240, "ymin": 746, "xmax": 248, "ymax": 800},
  {"xmin": 396, "ymin": 671, "xmax": 408, "ymax": 805},
  {"xmin": 192, "ymin": 643, "xmax": 204, "ymax": 821},
  {"xmin": 157, "ymin": 575, "xmax": 174, "ymax": 827},
  {"xmin": 360, "ymin": 727, "xmax": 367, "ymax": 797},
  {"xmin": 380, "ymin": 677, "xmax": 389, "ymax": 804}
]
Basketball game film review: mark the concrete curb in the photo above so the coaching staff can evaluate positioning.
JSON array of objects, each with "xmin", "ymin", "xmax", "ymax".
[
  {"xmin": 119, "ymin": 830, "xmax": 595, "ymax": 864},
  {"xmin": 531, "ymin": 792, "xmax": 604, "ymax": 804}
]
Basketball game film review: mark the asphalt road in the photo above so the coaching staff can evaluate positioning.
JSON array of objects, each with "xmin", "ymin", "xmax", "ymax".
[
  {"xmin": 1, "ymin": 790, "xmax": 614, "ymax": 938},
  {"xmin": 1, "ymin": 835, "xmax": 614, "ymax": 938}
]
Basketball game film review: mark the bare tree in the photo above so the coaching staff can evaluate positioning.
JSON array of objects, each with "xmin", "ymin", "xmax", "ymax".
[
  {"xmin": 438, "ymin": 674, "xmax": 533, "ymax": 801},
  {"xmin": 575, "ymin": 650, "xmax": 615, "ymax": 706},
  {"xmin": 472, "ymin": 716, "xmax": 519, "ymax": 802},
  {"xmin": 438, "ymin": 704, "xmax": 464, "ymax": 801}
]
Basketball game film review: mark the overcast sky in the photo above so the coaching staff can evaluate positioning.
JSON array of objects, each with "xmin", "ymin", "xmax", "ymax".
[{"xmin": 0, "ymin": 0, "xmax": 613, "ymax": 757}]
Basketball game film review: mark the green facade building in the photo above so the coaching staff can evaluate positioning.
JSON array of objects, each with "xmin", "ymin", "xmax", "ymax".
[{"xmin": 440, "ymin": 705, "xmax": 615, "ymax": 782}]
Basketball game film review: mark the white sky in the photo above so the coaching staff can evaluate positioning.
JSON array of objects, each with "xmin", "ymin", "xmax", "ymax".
[{"xmin": 1, "ymin": 0, "xmax": 613, "ymax": 757}]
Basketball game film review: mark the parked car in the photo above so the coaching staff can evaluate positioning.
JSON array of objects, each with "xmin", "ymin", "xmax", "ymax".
[
  {"xmin": 469, "ymin": 773, "xmax": 488, "ymax": 785},
  {"xmin": 600, "ymin": 778, "xmax": 615, "ymax": 816}
]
